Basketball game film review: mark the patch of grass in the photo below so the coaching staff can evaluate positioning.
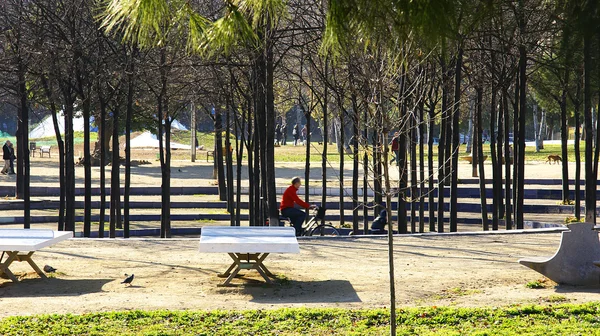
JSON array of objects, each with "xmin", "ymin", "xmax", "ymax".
[
  {"xmin": 433, "ymin": 287, "xmax": 483, "ymax": 300},
  {"xmin": 526, "ymin": 278, "xmax": 550, "ymax": 289},
  {"xmin": 541, "ymin": 295, "xmax": 569, "ymax": 303},
  {"xmin": 4, "ymin": 304, "xmax": 600, "ymax": 335}
]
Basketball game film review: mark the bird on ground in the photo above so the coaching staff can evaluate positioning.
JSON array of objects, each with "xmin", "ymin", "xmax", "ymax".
[
  {"xmin": 43, "ymin": 265, "xmax": 57, "ymax": 273},
  {"xmin": 122, "ymin": 274, "xmax": 134, "ymax": 285}
]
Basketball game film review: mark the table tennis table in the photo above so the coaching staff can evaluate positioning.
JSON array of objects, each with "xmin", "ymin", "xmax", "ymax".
[
  {"xmin": 199, "ymin": 226, "xmax": 300, "ymax": 286},
  {"xmin": 0, "ymin": 229, "xmax": 72, "ymax": 283}
]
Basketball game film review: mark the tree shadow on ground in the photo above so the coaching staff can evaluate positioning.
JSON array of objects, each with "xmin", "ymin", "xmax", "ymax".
[
  {"xmin": 0, "ymin": 277, "xmax": 112, "ymax": 297},
  {"xmin": 214, "ymin": 278, "xmax": 361, "ymax": 304}
]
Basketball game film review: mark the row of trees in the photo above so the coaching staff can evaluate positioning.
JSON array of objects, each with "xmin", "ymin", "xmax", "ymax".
[{"xmin": 1, "ymin": 0, "xmax": 600, "ymax": 239}]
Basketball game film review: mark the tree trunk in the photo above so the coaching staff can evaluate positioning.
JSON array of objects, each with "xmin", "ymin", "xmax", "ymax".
[
  {"xmin": 214, "ymin": 109, "xmax": 226, "ymax": 201},
  {"xmin": 437, "ymin": 51, "xmax": 448, "ymax": 233},
  {"xmin": 575, "ymin": 83, "xmax": 582, "ymax": 220},
  {"xmin": 265, "ymin": 37, "xmax": 278, "ymax": 226},
  {"xmin": 339, "ymin": 109, "xmax": 345, "ymax": 229},
  {"xmin": 16, "ymin": 59, "xmax": 30, "ymax": 228},
  {"xmin": 124, "ymin": 49, "xmax": 135, "ymax": 238},
  {"xmin": 110, "ymin": 106, "xmax": 121, "ymax": 238},
  {"xmin": 583, "ymin": 31, "xmax": 595, "ymax": 223},
  {"xmin": 476, "ymin": 87, "xmax": 489, "ymax": 230},
  {"xmin": 503, "ymin": 88, "xmax": 512, "ymax": 230},
  {"xmin": 362, "ymin": 99, "xmax": 369, "ymax": 234},
  {"xmin": 99, "ymin": 89, "xmax": 107, "ymax": 238},
  {"xmin": 82, "ymin": 88, "xmax": 92, "ymax": 237},
  {"xmin": 352, "ymin": 95, "xmax": 360, "ymax": 234},
  {"xmin": 490, "ymin": 77, "xmax": 500, "ymax": 230},
  {"xmin": 226, "ymin": 104, "xmax": 235, "ymax": 222},
  {"xmin": 410, "ymin": 109, "xmax": 418, "ymax": 232},
  {"xmin": 427, "ymin": 95, "xmax": 436, "ymax": 232},
  {"xmin": 381, "ymin": 132, "xmax": 396, "ymax": 336},
  {"xmin": 418, "ymin": 90, "xmax": 426, "ymax": 233},
  {"xmin": 321, "ymin": 60, "xmax": 329, "ymax": 220},
  {"xmin": 64, "ymin": 102, "xmax": 75, "ymax": 232},
  {"xmin": 560, "ymin": 74, "xmax": 570, "ymax": 204},
  {"xmin": 449, "ymin": 46, "xmax": 463, "ymax": 232}
]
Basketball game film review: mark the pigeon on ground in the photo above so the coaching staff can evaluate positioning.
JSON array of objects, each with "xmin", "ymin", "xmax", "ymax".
[
  {"xmin": 122, "ymin": 274, "xmax": 134, "ymax": 285},
  {"xmin": 43, "ymin": 265, "xmax": 57, "ymax": 273}
]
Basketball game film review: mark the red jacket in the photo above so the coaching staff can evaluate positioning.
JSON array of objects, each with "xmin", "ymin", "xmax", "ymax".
[
  {"xmin": 391, "ymin": 137, "xmax": 399, "ymax": 151},
  {"xmin": 280, "ymin": 185, "xmax": 310, "ymax": 210}
]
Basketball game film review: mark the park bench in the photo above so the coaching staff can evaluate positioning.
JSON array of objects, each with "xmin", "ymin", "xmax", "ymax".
[
  {"xmin": 29, "ymin": 142, "xmax": 37, "ymax": 157},
  {"xmin": 0, "ymin": 229, "xmax": 72, "ymax": 283},
  {"xmin": 518, "ymin": 222, "xmax": 600, "ymax": 286},
  {"xmin": 199, "ymin": 226, "xmax": 299, "ymax": 286},
  {"xmin": 39, "ymin": 146, "xmax": 51, "ymax": 158}
]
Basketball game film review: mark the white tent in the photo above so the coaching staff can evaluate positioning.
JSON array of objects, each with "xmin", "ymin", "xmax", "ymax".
[
  {"xmin": 128, "ymin": 131, "xmax": 191, "ymax": 150},
  {"xmin": 170, "ymin": 119, "xmax": 188, "ymax": 131},
  {"xmin": 29, "ymin": 114, "xmax": 89, "ymax": 139},
  {"xmin": 30, "ymin": 113, "xmax": 188, "ymax": 139}
]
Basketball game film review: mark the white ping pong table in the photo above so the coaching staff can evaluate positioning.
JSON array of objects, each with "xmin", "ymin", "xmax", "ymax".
[
  {"xmin": 0, "ymin": 229, "xmax": 72, "ymax": 283},
  {"xmin": 199, "ymin": 226, "xmax": 300, "ymax": 286}
]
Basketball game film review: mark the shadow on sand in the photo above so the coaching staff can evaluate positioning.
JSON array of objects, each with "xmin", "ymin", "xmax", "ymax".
[
  {"xmin": 215, "ymin": 278, "xmax": 361, "ymax": 304},
  {"xmin": 0, "ymin": 277, "xmax": 112, "ymax": 297}
]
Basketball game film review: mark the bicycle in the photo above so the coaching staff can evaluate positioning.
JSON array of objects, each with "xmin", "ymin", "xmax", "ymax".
[{"xmin": 280, "ymin": 206, "xmax": 340, "ymax": 236}]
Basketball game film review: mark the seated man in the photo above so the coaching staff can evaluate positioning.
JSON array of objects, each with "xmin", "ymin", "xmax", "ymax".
[
  {"xmin": 369, "ymin": 209, "xmax": 388, "ymax": 234},
  {"xmin": 280, "ymin": 177, "xmax": 315, "ymax": 236}
]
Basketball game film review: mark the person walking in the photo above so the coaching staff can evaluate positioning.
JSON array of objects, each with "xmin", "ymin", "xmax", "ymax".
[
  {"xmin": 8, "ymin": 142, "xmax": 15, "ymax": 174},
  {"xmin": 301, "ymin": 124, "xmax": 308, "ymax": 145},
  {"xmin": 275, "ymin": 124, "xmax": 282, "ymax": 145},
  {"xmin": 389, "ymin": 132, "xmax": 400, "ymax": 165},
  {"xmin": 1, "ymin": 140, "xmax": 11, "ymax": 175},
  {"xmin": 280, "ymin": 177, "xmax": 316, "ymax": 236},
  {"xmin": 281, "ymin": 123, "xmax": 287, "ymax": 145},
  {"xmin": 292, "ymin": 123, "xmax": 300, "ymax": 146}
]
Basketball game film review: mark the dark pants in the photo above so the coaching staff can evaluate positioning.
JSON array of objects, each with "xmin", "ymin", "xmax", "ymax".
[
  {"xmin": 281, "ymin": 207, "xmax": 306, "ymax": 237},
  {"xmin": 389, "ymin": 149, "xmax": 400, "ymax": 165}
]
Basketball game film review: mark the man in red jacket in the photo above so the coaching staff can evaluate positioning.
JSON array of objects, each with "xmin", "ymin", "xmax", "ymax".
[{"xmin": 280, "ymin": 177, "xmax": 315, "ymax": 236}]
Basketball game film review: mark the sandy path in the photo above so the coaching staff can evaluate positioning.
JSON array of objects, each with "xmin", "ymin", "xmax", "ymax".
[{"xmin": 2, "ymin": 230, "xmax": 599, "ymax": 317}]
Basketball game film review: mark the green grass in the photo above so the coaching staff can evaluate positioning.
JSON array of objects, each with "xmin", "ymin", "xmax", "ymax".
[
  {"xmin": 2, "ymin": 304, "xmax": 600, "ymax": 335},
  {"xmin": 9, "ymin": 129, "xmax": 591, "ymax": 164}
]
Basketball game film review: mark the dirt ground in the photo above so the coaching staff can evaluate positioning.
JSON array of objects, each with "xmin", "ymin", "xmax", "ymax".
[
  {"xmin": 2, "ymin": 231, "xmax": 600, "ymax": 318},
  {"xmin": 1, "ymin": 151, "xmax": 598, "ymax": 317}
]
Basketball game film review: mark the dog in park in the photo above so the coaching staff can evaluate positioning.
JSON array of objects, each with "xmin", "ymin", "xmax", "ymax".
[{"xmin": 546, "ymin": 155, "xmax": 562, "ymax": 164}]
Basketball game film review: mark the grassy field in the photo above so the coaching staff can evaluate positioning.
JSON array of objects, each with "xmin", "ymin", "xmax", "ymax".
[
  {"xmin": 2, "ymin": 304, "xmax": 600, "ymax": 335},
  {"xmin": 17, "ymin": 130, "xmax": 588, "ymax": 163}
]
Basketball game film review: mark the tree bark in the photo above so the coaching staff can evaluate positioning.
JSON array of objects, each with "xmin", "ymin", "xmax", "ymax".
[
  {"xmin": 449, "ymin": 46, "xmax": 463, "ymax": 232},
  {"xmin": 476, "ymin": 87, "xmax": 489, "ymax": 230}
]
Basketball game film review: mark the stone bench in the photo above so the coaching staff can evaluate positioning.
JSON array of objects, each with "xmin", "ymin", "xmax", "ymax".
[{"xmin": 518, "ymin": 222, "xmax": 600, "ymax": 286}]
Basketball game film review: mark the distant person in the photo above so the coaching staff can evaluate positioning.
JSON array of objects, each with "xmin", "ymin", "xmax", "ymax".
[
  {"xmin": 280, "ymin": 177, "xmax": 316, "ymax": 236},
  {"xmin": 275, "ymin": 124, "xmax": 282, "ymax": 145},
  {"xmin": 389, "ymin": 132, "xmax": 400, "ymax": 165},
  {"xmin": 292, "ymin": 123, "xmax": 300, "ymax": 146},
  {"xmin": 281, "ymin": 123, "xmax": 287, "ymax": 145},
  {"xmin": 8, "ymin": 142, "xmax": 15, "ymax": 175},
  {"xmin": 301, "ymin": 124, "xmax": 308, "ymax": 145},
  {"xmin": 1, "ymin": 140, "xmax": 11, "ymax": 175}
]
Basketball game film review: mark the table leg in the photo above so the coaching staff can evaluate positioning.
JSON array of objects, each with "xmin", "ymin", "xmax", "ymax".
[
  {"xmin": 217, "ymin": 253, "xmax": 277, "ymax": 286},
  {"xmin": 17, "ymin": 252, "xmax": 46, "ymax": 279},
  {"xmin": 255, "ymin": 253, "xmax": 274, "ymax": 277},
  {"xmin": 0, "ymin": 251, "xmax": 20, "ymax": 283}
]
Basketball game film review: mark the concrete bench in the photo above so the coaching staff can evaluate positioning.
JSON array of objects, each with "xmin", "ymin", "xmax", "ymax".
[
  {"xmin": 0, "ymin": 229, "xmax": 72, "ymax": 283},
  {"xmin": 199, "ymin": 226, "xmax": 299, "ymax": 286},
  {"xmin": 39, "ymin": 146, "xmax": 51, "ymax": 158},
  {"xmin": 518, "ymin": 222, "xmax": 600, "ymax": 286}
]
